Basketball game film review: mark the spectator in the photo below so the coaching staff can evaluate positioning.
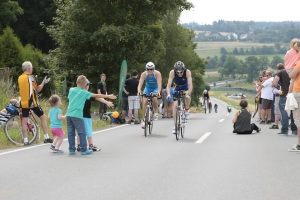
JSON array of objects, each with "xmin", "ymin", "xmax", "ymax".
[
  {"xmin": 254, "ymin": 74, "xmax": 264, "ymax": 122},
  {"xmin": 121, "ymin": 73, "xmax": 131, "ymax": 123},
  {"xmin": 125, "ymin": 70, "xmax": 140, "ymax": 124},
  {"xmin": 161, "ymin": 85, "xmax": 166, "ymax": 118},
  {"xmin": 259, "ymin": 71, "xmax": 274, "ymax": 124},
  {"xmin": 232, "ymin": 99, "xmax": 261, "ymax": 134},
  {"xmin": 97, "ymin": 73, "xmax": 107, "ymax": 118},
  {"xmin": 48, "ymin": 94, "xmax": 66, "ymax": 153},
  {"xmin": 284, "ymin": 38, "xmax": 300, "ymax": 93},
  {"xmin": 272, "ymin": 63, "xmax": 297, "ymax": 135},
  {"xmin": 288, "ymin": 58, "xmax": 300, "ymax": 151},
  {"xmin": 66, "ymin": 75, "xmax": 116, "ymax": 155},
  {"xmin": 164, "ymin": 83, "xmax": 174, "ymax": 118},
  {"xmin": 18, "ymin": 61, "xmax": 53, "ymax": 146}
]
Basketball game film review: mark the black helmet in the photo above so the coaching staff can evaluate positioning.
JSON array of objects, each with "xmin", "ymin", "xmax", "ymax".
[{"xmin": 174, "ymin": 61, "xmax": 185, "ymax": 73}]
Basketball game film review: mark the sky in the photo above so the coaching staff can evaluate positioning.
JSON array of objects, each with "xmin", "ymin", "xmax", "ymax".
[{"xmin": 180, "ymin": 0, "xmax": 299, "ymax": 25}]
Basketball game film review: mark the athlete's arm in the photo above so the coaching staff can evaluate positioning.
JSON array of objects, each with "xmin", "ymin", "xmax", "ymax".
[
  {"xmin": 186, "ymin": 69, "xmax": 193, "ymax": 96},
  {"xmin": 156, "ymin": 71, "xmax": 162, "ymax": 96},
  {"xmin": 166, "ymin": 70, "xmax": 174, "ymax": 98},
  {"xmin": 137, "ymin": 72, "xmax": 146, "ymax": 95}
]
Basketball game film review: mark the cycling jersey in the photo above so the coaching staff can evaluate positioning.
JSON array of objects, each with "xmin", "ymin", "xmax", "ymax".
[
  {"xmin": 143, "ymin": 70, "xmax": 158, "ymax": 95},
  {"xmin": 18, "ymin": 73, "xmax": 39, "ymax": 109},
  {"xmin": 203, "ymin": 93, "xmax": 209, "ymax": 99},
  {"xmin": 174, "ymin": 69, "xmax": 188, "ymax": 91}
]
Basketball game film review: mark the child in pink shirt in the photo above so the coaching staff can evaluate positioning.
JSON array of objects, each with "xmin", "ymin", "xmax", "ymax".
[{"xmin": 285, "ymin": 38, "xmax": 300, "ymax": 93}]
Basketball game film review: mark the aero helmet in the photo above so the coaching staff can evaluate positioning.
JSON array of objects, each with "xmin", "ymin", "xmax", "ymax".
[
  {"xmin": 146, "ymin": 62, "xmax": 155, "ymax": 70},
  {"xmin": 174, "ymin": 61, "xmax": 185, "ymax": 73},
  {"xmin": 204, "ymin": 90, "xmax": 207, "ymax": 94}
]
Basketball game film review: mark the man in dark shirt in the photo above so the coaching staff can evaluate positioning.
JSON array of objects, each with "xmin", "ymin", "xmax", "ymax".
[
  {"xmin": 272, "ymin": 63, "xmax": 297, "ymax": 135},
  {"xmin": 121, "ymin": 73, "xmax": 131, "ymax": 123},
  {"xmin": 124, "ymin": 70, "xmax": 140, "ymax": 124},
  {"xmin": 97, "ymin": 73, "xmax": 107, "ymax": 118}
]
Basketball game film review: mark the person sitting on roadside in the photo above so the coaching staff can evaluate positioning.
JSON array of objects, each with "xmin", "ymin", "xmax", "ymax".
[
  {"xmin": 0, "ymin": 99, "xmax": 20, "ymax": 126},
  {"xmin": 232, "ymin": 99, "xmax": 261, "ymax": 134}
]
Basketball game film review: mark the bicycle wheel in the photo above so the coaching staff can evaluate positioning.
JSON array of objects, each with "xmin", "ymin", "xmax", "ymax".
[
  {"xmin": 175, "ymin": 109, "xmax": 180, "ymax": 141},
  {"xmin": 181, "ymin": 112, "xmax": 186, "ymax": 138},
  {"xmin": 144, "ymin": 108, "xmax": 149, "ymax": 137},
  {"xmin": 149, "ymin": 110, "xmax": 153, "ymax": 135},
  {"xmin": 5, "ymin": 116, "xmax": 38, "ymax": 145}
]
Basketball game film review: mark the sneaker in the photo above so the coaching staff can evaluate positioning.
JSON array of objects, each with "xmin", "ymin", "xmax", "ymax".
[
  {"xmin": 44, "ymin": 138, "xmax": 53, "ymax": 143},
  {"xmin": 69, "ymin": 151, "xmax": 76, "ymax": 155},
  {"xmin": 154, "ymin": 113, "xmax": 158, "ymax": 121},
  {"xmin": 24, "ymin": 142, "xmax": 30, "ymax": 146},
  {"xmin": 134, "ymin": 120, "xmax": 140, "ymax": 124},
  {"xmin": 141, "ymin": 121, "xmax": 145, "ymax": 129},
  {"xmin": 49, "ymin": 145, "xmax": 55, "ymax": 150},
  {"xmin": 53, "ymin": 149, "xmax": 64, "ymax": 153},
  {"xmin": 126, "ymin": 121, "xmax": 131, "ymax": 124},
  {"xmin": 292, "ymin": 131, "xmax": 298, "ymax": 135},
  {"xmin": 89, "ymin": 145, "xmax": 101, "ymax": 152},
  {"xmin": 76, "ymin": 146, "xmax": 81, "ymax": 152},
  {"xmin": 255, "ymin": 118, "xmax": 262, "ymax": 122},
  {"xmin": 288, "ymin": 144, "xmax": 300, "ymax": 152},
  {"xmin": 172, "ymin": 127, "xmax": 176, "ymax": 134},
  {"xmin": 269, "ymin": 125, "xmax": 279, "ymax": 129},
  {"xmin": 277, "ymin": 132, "xmax": 288, "ymax": 135},
  {"xmin": 265, "ymin": 120, "xmax": 271, "ymax": 124},
  {"xmin": 185, "ymin": 110, "xmax": 190, "ymax": 120},
  {"xmin": 259, "ymin": 120, "xmax": 266, "ymax": 124},
  {"xmin": 81, "ymin": 149, "xmax": 93, "ymax": 155}
]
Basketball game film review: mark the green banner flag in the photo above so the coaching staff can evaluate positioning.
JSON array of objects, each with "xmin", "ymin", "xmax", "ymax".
[{"xmin": 118, "ymin": 60, "xmax": 128, "ymax": 108}]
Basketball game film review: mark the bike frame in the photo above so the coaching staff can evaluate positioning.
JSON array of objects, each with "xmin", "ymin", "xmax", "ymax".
[{"xmin": 174, "ymin": 91, "xmax": 186, "ymax": 140}]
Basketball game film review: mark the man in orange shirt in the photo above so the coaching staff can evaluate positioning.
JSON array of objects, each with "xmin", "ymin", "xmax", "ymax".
[
  {"xmin": 18, "ymin": 61, "xmax": 52, "ymax": 146},
  {"xmin": 288, "ymin": 60, "xmax": 300, "ymax": 151}
]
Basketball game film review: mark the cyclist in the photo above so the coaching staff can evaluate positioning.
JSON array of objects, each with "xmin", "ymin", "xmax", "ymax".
[
  {"xmin": 166, "ymin": 61, "xmax": 193, "ymax": 134},
  {"xmin": 138, "ymin": 62, "xmax": 162, "ymax": 129},
  {"xmin": 202, "ymin": 89, "xmax": 210, "ymax": 109},
  {"xmin": 214, "ymin": 103, "xmax": 218, "ymax": 113},
  {"xmin": 18, "ymin": 61, "xmax": 53, "ymax": 146}
]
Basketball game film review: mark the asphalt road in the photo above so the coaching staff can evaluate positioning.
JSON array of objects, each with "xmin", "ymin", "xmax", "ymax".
[{"xmin": 1, "ymin": 97, "xmax": 300, "ymax": 200}]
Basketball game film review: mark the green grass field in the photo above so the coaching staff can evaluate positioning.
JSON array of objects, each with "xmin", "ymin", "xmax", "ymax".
[{"xmin": 195, "ymin": 42, "xmax": 286, "ymax": 60}]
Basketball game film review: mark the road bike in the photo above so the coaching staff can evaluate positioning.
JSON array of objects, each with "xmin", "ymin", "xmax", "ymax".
[
  {"xmin": 174, "ymin": 90, "xmax": 187, "ymax": 141},
  {"xmin": 203, "ymin": 97, "xmax": 209, "ymax": 114},
  {"xmin": 4, "ymin": 107, "xmax": 39, "ymax": 145},
  {"xmin": 142, "ymin": 93, "xmax": 156, "ymax": 137}
]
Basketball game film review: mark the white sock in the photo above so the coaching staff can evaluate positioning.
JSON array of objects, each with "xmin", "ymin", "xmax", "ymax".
[
  {"xmin": 24, "ymin": 138, "xmax": 28, "ymax": 143},
  {"xmin": 44, "ymin": 134, "xmax": 49, "ymax": 139}
]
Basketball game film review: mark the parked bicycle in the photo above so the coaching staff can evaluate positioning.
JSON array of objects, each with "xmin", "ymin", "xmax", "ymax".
[
  {"xmin": 4, "ymin": 105, "xmax": 39, "ymax": 145},
  {"xmin": 142, "ymin": 93, "xmax": 157, "ymax": 137},
  {"xmin": 174, "ymin": 90, "xmax": 187, "ymax": 141}
]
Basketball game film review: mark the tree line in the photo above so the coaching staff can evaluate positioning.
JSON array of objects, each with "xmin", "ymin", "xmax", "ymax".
[{"xmin": 0, "ymin": 0, "xmax": 207, "ymax": 107}]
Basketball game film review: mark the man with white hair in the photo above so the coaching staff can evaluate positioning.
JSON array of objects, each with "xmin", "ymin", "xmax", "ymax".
[{"xmin": 18, "ymin": 61, "xmax": 52, "ymax": 145}]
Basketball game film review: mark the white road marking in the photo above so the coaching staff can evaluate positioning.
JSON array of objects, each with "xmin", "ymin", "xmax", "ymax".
[
  {"xmin": 0, "ymin": 125, "xmax": 127, "ymax": 156},
  {"xmin": 219, "ymin": 119, "xmax": 224, "ymax": 122},
  {"xmin": 195, "ymin": 132, "xmax": 212, "ymax": 143}
]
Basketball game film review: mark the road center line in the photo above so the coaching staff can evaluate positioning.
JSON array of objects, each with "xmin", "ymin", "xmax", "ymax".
[
  {"xmin": 219, "ymin": 119, "xmax": 224, "ymax": 122},
  {"xmin": 195, "ymin": 132, "xmax": 212, "ymax": 143}
]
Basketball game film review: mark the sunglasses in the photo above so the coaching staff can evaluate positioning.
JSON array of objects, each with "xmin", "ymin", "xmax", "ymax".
[
  {"xmin": 176, "ymin": 71, "xmax": 183, "ymax": 74},
  {"xmin": 147, "ymin": 68, "xmax": 153, "ymax": 71}
]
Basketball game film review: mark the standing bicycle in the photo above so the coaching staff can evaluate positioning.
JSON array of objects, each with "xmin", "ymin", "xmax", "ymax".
[
  {"xmin": 141, "ymin": 93, "xmax": 157, "ymax": 137},
  {"xmin": 18, "ymin": 61, "xmax": 53, "ymax": 146},
  {"xmin": 166, "ymin": 61, "xmax": 193, "ymax": 135},
  {"xmin": 138, "ymin": 62, "xmax": 162, "ymax": 129},
  {"xmin": 4, "ymin": 99, "xmax": 39, "ymax": 145}
]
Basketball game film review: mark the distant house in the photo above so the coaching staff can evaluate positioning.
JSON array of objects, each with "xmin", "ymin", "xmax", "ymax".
[
  {"xmin": 226, "ymin": 33, "xmax": 238, "ymax": 40},
  {"xmin": 240, "ymin": 34, "xmax": 248, "ymax": 40}
]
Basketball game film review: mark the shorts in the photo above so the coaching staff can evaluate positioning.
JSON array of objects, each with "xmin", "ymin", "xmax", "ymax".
[
  {"xmin": 261, "ymin": 99, "xmax": 273, "ymax": 109},
  {"xmin": 128, "ymin": 96, "xmax": 140, "ymax": 109},
  {"xmin": 83, "ymin": 117, "xmax": 92, "ymax": 138},
  {"xmin": 174, "ymin": 85, "xmax": 188, "ymax": 92},
  {"xmin": 274, "ymin": 96, "xmax": 280, "ymax": 115},
  {"xmin": 293, "ymin": 92, "xmax": 300, "ymax": 127},
  {"xmin": 22, "ymin": 105, "xmax": 44, "ymax": 117},
  {"xmin": 143, "ymin": 87, "xmax": 158, "ymax": 96},
  {"xmin": 122, "ymin": 98, "xmax": 128, "ymax": 111},
  {"xmin": 50, "ymin": 128, "xmax": 65, "ymax": 137}
]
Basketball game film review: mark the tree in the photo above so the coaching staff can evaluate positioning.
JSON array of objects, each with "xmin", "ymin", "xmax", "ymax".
[
  {"xmin": 220, "ymin": 47, "xmax": 227, "ymax": 54},
  {"xmin": 0, "ymin": 0, "xmax": 23, "ymax": 32},
  {"xmin": 270, "ymin": 56, "xmax": 284, "ymax": 69},
  {"xmin": 258, "ymin": 56, "xmax": 269, "ymax": 71},
  {"xmin": 245, "ymin": 56, "xmax": 260, "ymax": 82},
  {"xmin": 220, "ymin": 56, "xmax": 241, "ymax": 78},
  {"xmin": 232, "ymin": 47, "xmax": 239, "ymax": 55}
]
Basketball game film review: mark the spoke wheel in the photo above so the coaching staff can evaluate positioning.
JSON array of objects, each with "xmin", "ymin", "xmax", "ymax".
[
  {"xmin": 5, "ymin": 116, "xmax": 38, "ymax": 145},
  {"xmin": 144, "ymin": 108, "xmax": 149, "ymax": 137},
  {"xmin": 175, "ymin": 109, "xmax": 180, "ymax": 141},
  {"xmin": 149, "ymin": 111, "xmax": 153, "ymax": 134},
  {"xmin": 181, "ymin": 113, "xmax": 185, "ymax": 138}
]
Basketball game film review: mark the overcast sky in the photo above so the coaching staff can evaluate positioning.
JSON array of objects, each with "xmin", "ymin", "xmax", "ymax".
[{"xmin": 180, "ymin": 0, "xmax": 299, "ymax": 25}]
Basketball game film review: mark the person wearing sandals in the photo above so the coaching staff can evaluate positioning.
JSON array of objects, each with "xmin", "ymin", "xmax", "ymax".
[{"xmin": 232, "ymin": 100, "xmax": 261, "ymax": 134}]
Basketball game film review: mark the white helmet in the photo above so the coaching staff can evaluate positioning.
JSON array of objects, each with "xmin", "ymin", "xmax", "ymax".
[
  {"xmin": 204, "ymin": 90, "xmax": 207, "ymax": 94},
  {"xmin": 174, "ymin": 61, "xmax": 185, "ymax": 73},
  {"xmin": 146, "ymin": 62, "xmax": 155, "ymax": 70}
]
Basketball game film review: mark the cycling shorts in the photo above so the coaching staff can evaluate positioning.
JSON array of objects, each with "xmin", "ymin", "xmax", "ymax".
[
  {"xmin": 174, "ymin": 85, "xmax": 189, "ymax": 92},
  {"xmin": 143, "ymin": 87, "xmax": 158, "ymax": 96}
]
